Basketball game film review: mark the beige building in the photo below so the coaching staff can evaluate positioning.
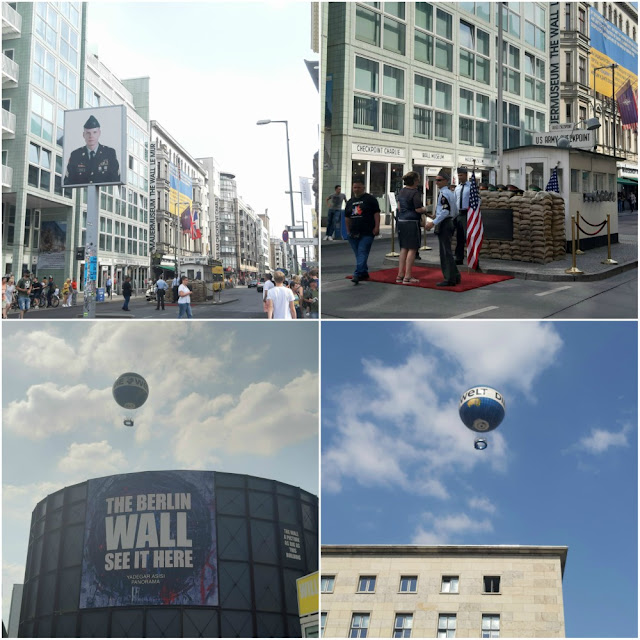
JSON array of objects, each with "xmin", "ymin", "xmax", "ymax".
[{"xmin": 321, "ymin": 545, "xmax": 567, "ymax": 638}]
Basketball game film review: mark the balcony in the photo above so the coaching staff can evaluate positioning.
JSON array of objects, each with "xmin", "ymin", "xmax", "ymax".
[
  {"xmin": 2, "ymin": 3, "xmax": 22, "ymax": 38},
  {"xmin": 2, "ymin": 108, "xmax": 16, "ymax": 139},
  {"xmin": 2, "ymin": 52, "xmax": 18, "ymax": 86},
  {"xmin": 2, "ymin": 164, "xmax": 13, "ymax": 190}
]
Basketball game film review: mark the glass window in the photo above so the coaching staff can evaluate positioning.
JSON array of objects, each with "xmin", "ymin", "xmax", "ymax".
[
  {"xmin": 356, "ymin": 6, "xmax": 381, "ymax": 46},
  {"xmin": 460, "ymin": 49, "xmax": 474, "ymax": 79},
  {"xmin": 414, "ymin": 74, "xmax": 431, "ymax": 105},
  {"xmin": 384, "ymin": 17, "xmax": 406, "ymax": 54},
  {"xmin": 435, "ymin": 39, "xmax": 453, "ymax": 71},
  {"xmin": 350, "ymin": 613, "xmax": 370, "ymax": 638},
  {"xmin": 460, "ymin": 88, "xmax": 474, "ymax": 115},
  {"xmin": 358, "ymin": 576, "xmax": 376, "ymax": 592},
  {"xmin": 438, "ymin": 614, "xmax": 456, "ymax": 638},
  {"xmin": 394, "ymin": 614, "xmax": 413, "ymax": 638},
  {"xmin": 434, "ymin": 112, "xmax": 452, "ymax": 142},
  {"xmin": 476, "ymin": 56, "xmax": 490, "ymax": 84},
  {"xmin": 415, "ymin": 2, "xmax": 432, "ymax": 31},
  {"xmin": 441, "ymin": 576, "xmax": 459, "ymax": 593},
  {"xmin": 414, "ymin": 30, "xmax": 433, "ymax": 65},
  {"xmin": 385, "ymin": 2, "xmax": 405, "ymax": 19},
  {"xmin": 435, "ymin": 81, "xmax": 451, "ymax": 110},
  {"xmin": 399, "ymin": 576, "xmax": 417, "ymax": 592},
  {"xmin": 476, "ymin": 94, "xmax": 489, "ymax": 119},
  {"xmin": 482, "ymin": 614, "xmax": 500, "ymax": 638},
  {"xmin": 436, "ymin": 9, "xmax": 452, "ymax": 39},
  {"xmin": 383, "ymin": 65, "xmax": 404, "ymax": 99},
  {"xmin": 460, "ymin": 21, "xmax": 474, "ymax": 49},
  {"xmin": 355, "ymin": 57, "xmax": 378, "ymax": 93},
  {"xmin": 483, "ymin": 576, "xmax": 501, "ymax": 593},
  {"xmin": 414, "ymin": 106, "xmax": 432, "ymax": 138}
]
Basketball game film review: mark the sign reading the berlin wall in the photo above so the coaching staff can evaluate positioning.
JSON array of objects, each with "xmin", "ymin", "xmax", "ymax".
[{"xmin": 80, "ymin": 471, "xmax": 218, "ymax": 608}]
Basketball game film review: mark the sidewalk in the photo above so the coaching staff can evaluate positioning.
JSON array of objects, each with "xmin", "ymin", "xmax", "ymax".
[{"xmin": 322, "ymin": 213, "xmax": 637, "ymax": 283}]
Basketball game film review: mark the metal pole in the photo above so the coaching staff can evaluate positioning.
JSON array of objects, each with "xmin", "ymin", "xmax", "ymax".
[
  {"xmin": 612, "ymin": 64, "xmax": 617, "ymax": 162},
  {"xmin": 575, "ymin": 211, "xmax": 584, "ymax": 254},
  {"xmin": 83, "ymin": 185, "xmax": 99, "ymax": 318},
  {"xmin": 299, "ymin": 190, "xmax": 307, "ymax": 264},
  {"xmin": 176, "ymin": 160, "xmax": 181, "ymax": 285},
  {"xmin": 497, "ymin": 1, "xmax": 504, "ymax": 182},
  {"xmin": 564, "ymin": 215, "xmax": 584, "ymax": 274},
  {"xmin": 601, "ymin": 214, "xmax": 618, "ymax": 264},
  {"xmin": 283, "ymin": 121, "xmax": 298, "ymax": 274}
]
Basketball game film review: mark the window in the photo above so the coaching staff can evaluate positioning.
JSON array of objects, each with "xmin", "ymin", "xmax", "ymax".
[
  {"xmin": 399, "ymin": 576, "xmax": 417, "ymax": 592},
  {"xmin": 28, "ymin": 143, "xmax": 51, "ymax": 191},
  {"xmin": 483, "ymin": 576, "xmax": 500, "ymax": 593},
  {"xmin": 394, "ymin": 614, "xmax": 413, "ymax": 638},
  {"xmin": 358, "ymin": 576, "xmax": 376, "ymax": 592},
  {"xmin": 321, "ymin": 576, "xmax": 335, "ymax": 593},
  {"xmin": 441, "ymin": 576, "xmax": 459, "ymax": 593},
  {"xmin": 502, "ymin": 102, "xmax": 520, "ymax": 149},
  {"xmin": 565, "ymin": 52, "xmax": 571, "ymax": 83},
  {"xmin": 578, "ymin": 56, "xmax": 587, "ymax": 86},
  {"xmin": 32, "ymin": 41, "xmax": 56, "ymax": 98},
  {"xmin": 437, "ymin": 614, "xmax": 456, "ymax": 638},
  {"xmin": 30, "ymin": 90, "xmax": 55, "ymax": 143},
  {"xmin": 482, "ymin": 614, "xmax": 500, "ymax": 638},
  {"xmin": 459, "ymin": 89, "xmax": 490, "ymax": 148},
  {"xmin": 321, "ymin": 612, "xmax": 327, "ymax": 637},
  {"xmin": 59, "ymin": 19, "xmax": 79, "ymax": 68},
  {"xmin": 35, "ymin": 2, "xmax": 58, "ymax": 49},
  {"xmin": 459, "ymin": 21, "xmax": 490, "ymax": 84},
  {"xmin": 459, "ymin": 2, "xmax": 490, "ymax": 23},
  {"xmin": 578, "ymin": 8, "xmax": 586, "ymax": 34},
  {"xmin": 350, "ymin": 613, "xmax": 370, "ymax": 638},
  {"xmin": 524, "ymin": 53, "xmax": 545, "ymax": 103},
  {"xmin": 355, "ymin": 3, "xmax": 406, "ymax": 54},
  {"xmin": 564, "ymin": 3, "xmax": 571, "ymax": 30},
  {"xmin": 58, "ymin": 63, "xmax": 78, "ymax": 109},
  {"xmin": 415, "ymin": 5, "xmax": 453, "ymax": 71},
  {"xmin": 497, "ymin": 3, "xmax": 520, "ymax": 38},
  {"xmin": 524, "ymin": 4, "xmax": 546, "ymax": 50}
]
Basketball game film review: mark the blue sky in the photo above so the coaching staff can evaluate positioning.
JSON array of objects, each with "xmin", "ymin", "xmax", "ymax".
[
  {"xmin": 87, "ymin": 2, "xmax": 318, "ymax": 236},
  {"xmin": 2, "ymin": 320, "xmax": 318, "ymax": 622},
  {"xmin": 321, "ymin": 321, "xmax": 637, "ymax": 638}
]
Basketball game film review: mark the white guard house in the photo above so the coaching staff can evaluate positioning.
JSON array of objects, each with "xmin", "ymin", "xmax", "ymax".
[{"xmin": 501, "ymin": 144, "xmax": 620, "ymax": 251}]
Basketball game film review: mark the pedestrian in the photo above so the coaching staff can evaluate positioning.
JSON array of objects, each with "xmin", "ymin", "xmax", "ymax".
[
  {"xmin": 262, "ymin": 273, "xmax": 274, "ymax": 317},
  {"xmin": 155, "ymin": 274, "xmax": 168, "ymax": 310},
  {"xmin": 61, "ymin": 278, "xmax": 71, "ymax": 307},
  {"xmin": 122, "ymin": 276, "xmax": 132, "ymax": 311},
  {"xmin": 16, "ymin": 269, "xmax": 33, "ymax": 319},
  {"xmin": 267, "ymin": 270, "xmax": 296, "ymax": 319},
  {"xmin": 303, "ymin": 279, "xmax": 320, "ymax": 319},
  {"xmin": 71, "ymin": 277, "xmax": 78, "ymax": 305},
  {"xmin": 425, "ymin": 168, "xmax": 460, "ymax": 287},
  {"xmin": 325, "ymin": 185, "xmax": 347, "ymax": 240},
  {"xmin": 395, "ymin": 170, "xmax": 428, "ymax": 284},
  {"xmin": 177, "ymin": 276, "xmax": 193, "ymax": 318},
  {"xmin": 106, "ymin": 275, "xmax": 112, "ymax": 298},
  {"xmin": 629, "ymin": 192, "xmax": 636, "ymax": 211},
  {"xmin": 2, "ymin": 276, "xmax": 10, "ymax": 319},
  {"xmin": 172, "ymin": 274, "xmax": 180, "ymax": 303},
  {"xmin": 46, "ymin": 276, "xmax": 55, "ymax": 307},
  {"xmin": 30, "ymin": 273, "xmax": 43, "ymax": 306},
  {"xmin": 345, "ymin": 177, "xmax": 381, "ymax": 285},
  {"xmin": 291, "ymin": 275, "xmax": 305, "ymax": 318}
]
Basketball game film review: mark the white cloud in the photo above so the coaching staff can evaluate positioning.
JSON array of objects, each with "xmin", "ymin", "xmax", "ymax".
[
  {"xmin": 412, "ymin": 512, "xmax": 494, "ymax": 544},
  {"xmin": 57, "ymin": 440, "xmax": 127, "ymax": 476},
  {"xmin": 468, "ymin": 497, "xmax": 497, "ymax": 514},
  {"xmin": 576, "ymin": 423, "xmax": 631, "ymax": 454},
  {"xmin": 412, "ymin": 322, "xmax": 563, "ymax": 395},
  {"xmin": 172, "ymin": 372, "xmax": 318, "ymax": 467}
]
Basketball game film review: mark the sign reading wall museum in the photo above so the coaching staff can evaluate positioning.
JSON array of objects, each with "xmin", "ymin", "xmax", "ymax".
[{"xmin": 79, "ymin": 470, "xmax": 218, "ymax": 608}]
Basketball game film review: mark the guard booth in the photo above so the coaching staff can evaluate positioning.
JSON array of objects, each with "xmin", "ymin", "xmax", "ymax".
[
  {"xmin": 502, "ymin": 145, "xmax": 620, "ymax": 251},
  {"xmin": 297, "ymin": 571, "xmax": 319, "ymax": 637}
]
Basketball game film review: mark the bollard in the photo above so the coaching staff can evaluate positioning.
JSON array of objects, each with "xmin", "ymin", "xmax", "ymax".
[
  {"xmin": 601, "ymin": 214, "xmax": 618, "ymax": 265},
  {"xmin": 419, "ymin": 218, "xmax": 432, "ymax": 252},
  {"xmin": 575, "ymin": 211, "xmax": 584, "ymax": 254},
  {"xmin": 565, "ymin": 215, "xmax": 584, "ymax": 275},
  {"xmin": 386, "ymin": 214, "xmax": 399, "ymax": 258}
]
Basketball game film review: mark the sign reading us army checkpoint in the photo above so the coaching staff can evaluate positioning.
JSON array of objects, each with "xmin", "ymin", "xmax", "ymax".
[{"xmin": 532, "ymin": 130, "xmax": 596, "ymax": 149}]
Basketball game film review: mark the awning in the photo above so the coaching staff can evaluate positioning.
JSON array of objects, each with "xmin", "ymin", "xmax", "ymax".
[
  {"xmin": 159, "ymin": 263, "xmax": 176, "ymax": 271},
  {"xmin": 617, "ymin": 178, "xmax": 638, "ymax": 186}
]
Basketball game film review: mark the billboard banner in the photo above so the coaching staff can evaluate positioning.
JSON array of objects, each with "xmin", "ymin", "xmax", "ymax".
[
  {"xmin": 62, "ymin": 105, "xmax": 126, "ymax": 188},
  {"xmin": 80, "ymin": 470, "xmax": 218, "ymax": 608},
  {"xmin": 37, "ymin": 221, "xmax": 67, "ymax": 270},
  {"xmin": 590, "ymin": 8, "xmax": 638, "ymax": 96},
  {"xmin": 169, "ymin": 163, "xmax": 193, "ymax": 235}
]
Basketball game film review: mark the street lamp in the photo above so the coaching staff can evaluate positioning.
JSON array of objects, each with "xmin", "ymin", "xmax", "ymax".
[
  {"xmin": 256, "ymin": 119, "xmax": 298, "ymax": 274},
  {"xmin": 557, "ymin": 117, "xmax": 601, "ymax": 148},
  {"xmin": 286, "ymin": 189, "xmax": 307, "ymax": 262}
]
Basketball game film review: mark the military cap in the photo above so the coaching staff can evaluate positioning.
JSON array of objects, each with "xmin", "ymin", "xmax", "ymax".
[
  {"xmin": 479, "ymin": 182, "xmax": 489, "ymax": 191},
  {"xmin": 528, "ymin": 185, "xmax": 542, "ymax": 191},
  {"xmin": 84, "ymin": 115, "xmax": 101, "ymax": 129},
  {"xmin": 456, "ymin": 166, "xmax": 469, "ymax": 174},
  {"xmin": 496, "ymin": 184, "xmax": 506, "ymax": 191},
  {"xmin": 487, "ymin": 184, "xmax": 498, "ymax": 191},
  {"xmin": 436, "ymin": 167, "xmax": 450, "ymax": 181}
]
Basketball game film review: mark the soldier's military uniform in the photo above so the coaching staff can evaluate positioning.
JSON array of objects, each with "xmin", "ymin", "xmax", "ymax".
[{"xmin": 64, "ymin": 115, "xmax": 120, "ymax": 186}]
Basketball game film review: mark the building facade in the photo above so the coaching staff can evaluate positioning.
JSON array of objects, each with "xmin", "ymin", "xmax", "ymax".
[{"xmin": 321, "ymin": 545, "xmax": 567, "ymax": 638}]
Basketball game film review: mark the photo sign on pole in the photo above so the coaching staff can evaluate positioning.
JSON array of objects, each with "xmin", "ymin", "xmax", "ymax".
[{"xmin": 62, "ymin": 105, "xmax": 127, "ymax": 318}]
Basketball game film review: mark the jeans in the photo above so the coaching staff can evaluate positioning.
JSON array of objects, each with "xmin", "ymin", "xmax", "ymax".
[
  {"xmin": 327, "ymin": 209, "xmax": 341, "ymax": 239},
  {"xmin": 178, "ymin": 302, "xmax": 192, "ymax": 318},
  {"xmin": 18, "ymin": 296, "xmax": 30, "ymax": 311},
  {"xmin": 122, "ymin": 294, "xmax": 130, "ymax": 311},
  {"xmin": 156, "ymin": 289, "xmax": 165, "ymax": 309},
  {"xmin": 347, "ymin": 234, "xmax": 375, "ymax": 278}
]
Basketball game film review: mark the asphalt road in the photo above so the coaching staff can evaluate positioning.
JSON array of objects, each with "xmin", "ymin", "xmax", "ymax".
[
  {"xmin": 321, "ymin": 238, "xmax": 638, "ymax": 319},
  {"xmin": 4, "ymin": 287, "xmax": 274, "ymax": 320}
]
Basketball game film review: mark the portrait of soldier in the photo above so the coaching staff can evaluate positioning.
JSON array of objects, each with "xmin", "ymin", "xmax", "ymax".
[{"xmin": 64, "ymin": 114, "xmax": 121, "ymax": 185}]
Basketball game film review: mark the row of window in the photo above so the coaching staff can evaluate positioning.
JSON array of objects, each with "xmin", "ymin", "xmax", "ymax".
[
  {"xmin": 322, "ymin": 574, "xmax": 501, "ymax": 595},
  {"xmin": 321, "ymin": 611, "xmax": 501, "ymax": 639}
]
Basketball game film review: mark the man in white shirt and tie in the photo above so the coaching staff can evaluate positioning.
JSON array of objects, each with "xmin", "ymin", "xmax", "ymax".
[{"xmin": 454, "ymin": 166, "xmax": 481, "ymax": 272}]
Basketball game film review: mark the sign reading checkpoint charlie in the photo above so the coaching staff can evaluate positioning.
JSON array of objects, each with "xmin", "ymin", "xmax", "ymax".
[{"xmin": 79, "ymin": 471, "xmax": 218, "ymax": 608}]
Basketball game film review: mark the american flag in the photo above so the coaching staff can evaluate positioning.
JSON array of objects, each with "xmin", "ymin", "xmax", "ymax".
[
  {"xmin": 191, "ymin": 209, "xmax": 202, "ymax": 240},
  {"xmin": 545, "ymin": 167, "xmax": 560, "ymax": 193},
  {"xmin": 466, "ymin": 172, "xmax": 483, "ymax": 270}
]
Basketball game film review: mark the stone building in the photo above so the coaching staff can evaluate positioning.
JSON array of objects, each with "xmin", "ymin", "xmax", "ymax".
[{"xmin": 321, "ymin": 545, "xmax": 567, "ymax": 638}]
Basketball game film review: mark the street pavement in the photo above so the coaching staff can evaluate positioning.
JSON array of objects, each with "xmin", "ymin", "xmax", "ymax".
[
  {"xmin": 321, "ymin": 211, "xmax": 638, "ymax": 319},
  {"xmin": 3, "ymin": 286, "xmax": 274, "ymax": 320}
]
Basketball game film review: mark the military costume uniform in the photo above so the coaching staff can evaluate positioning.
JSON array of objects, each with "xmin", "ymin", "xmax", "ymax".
[{"xmin": 64, "ymin": 115, "xmax": 120, "ymax": 186}]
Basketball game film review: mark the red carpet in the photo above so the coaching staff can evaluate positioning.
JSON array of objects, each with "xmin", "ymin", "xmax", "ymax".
[{"xmin": 347, "ymin": 266, "xmax": 513, "ymax": 292}]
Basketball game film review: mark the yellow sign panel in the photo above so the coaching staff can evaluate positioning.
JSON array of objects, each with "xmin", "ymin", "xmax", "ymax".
[{"xmin": 296, "ymin": 571, "xmax": 319, "ymax": 616}]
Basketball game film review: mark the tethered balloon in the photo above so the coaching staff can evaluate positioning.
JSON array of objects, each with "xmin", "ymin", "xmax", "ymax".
[
  {"xmin": 458, "ymin": 386, "xmax": 505, "ymax": 450},
  {"xmin": 112, "ymin": 372, "xmax": 148, "ymax": 427}
]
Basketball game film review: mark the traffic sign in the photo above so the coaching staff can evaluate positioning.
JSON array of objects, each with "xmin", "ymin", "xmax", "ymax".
[
  {"xmin": 289, "ymin": 237, "xmax": 318, "ymax": 246},
  {"xmin": 286, "ymin": 225, "xmax": 305, "ymax": 232}
]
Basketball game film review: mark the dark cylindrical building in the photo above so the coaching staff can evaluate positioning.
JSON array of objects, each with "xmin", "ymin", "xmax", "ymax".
[{"xmin": 18, "ymin": 470, "xmax": 318, "ymax": 637}]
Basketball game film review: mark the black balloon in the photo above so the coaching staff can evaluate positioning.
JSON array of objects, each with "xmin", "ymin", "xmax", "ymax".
[{"xmin": 112, "ymin": 372, "xmax": 149, "ymax": 409}]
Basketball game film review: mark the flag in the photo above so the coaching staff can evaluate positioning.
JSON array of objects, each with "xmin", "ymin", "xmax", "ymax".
[
  {"xmin": 545, "ymin": 167, "xmax": 560, "ymax": 193},
  {"xmin": 190, "ymin": 208, "xmax": 202, "ymax": 240},
  {"xmin": 466, "ymin": 172, "xmax": 483, "ymax": 271},
  {"xmin": 616, "ymin": 79, "xmax": 638, "ymax": 130}
]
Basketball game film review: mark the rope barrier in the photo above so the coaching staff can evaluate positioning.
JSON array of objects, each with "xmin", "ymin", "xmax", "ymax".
[
  {"xmin": 581, "ymin": 217, "xmax": 608, "ymax": 228},
  {"xmin": 575, "ymin": 220, "xmax": 607, "ymax": 236}
]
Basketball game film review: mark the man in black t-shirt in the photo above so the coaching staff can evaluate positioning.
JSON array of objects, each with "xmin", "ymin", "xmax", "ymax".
[{"xmin": 344, "ymin": 178, "xmax": 381, "ymax": 284}]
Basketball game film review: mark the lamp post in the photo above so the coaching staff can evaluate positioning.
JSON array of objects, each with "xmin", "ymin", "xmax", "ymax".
[
  {"xmin": 286, "ymin": 189, "xmax": 307, "ymax": 263},
  {"xmin": 592, "ymin": 63, "xmax": 618, "ymax": 155},
  {"xmin": 256, "ymin": 119, "xmax": 298, "ymax": 274}
]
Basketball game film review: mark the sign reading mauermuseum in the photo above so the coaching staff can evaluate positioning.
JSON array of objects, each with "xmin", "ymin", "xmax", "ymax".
[{"xmin": 80, "ymin": 471, "xmax": 218, "ymax": 608}]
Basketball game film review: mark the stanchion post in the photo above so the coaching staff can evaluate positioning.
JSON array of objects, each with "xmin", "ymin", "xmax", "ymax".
[
  {"xmin": 601, "ymin": 213, "xmax": 618, "ymax": 265},
  {"xmin": 575, "ymin": 210, "xmax": 584, "ymax": 254},
  {"xmin": 565, "ymin": 215, "xmax": 584, "ymax": 275},
  {"xmin": 386, "ymin": 213, "xmax": 399, "ymax": 258}
]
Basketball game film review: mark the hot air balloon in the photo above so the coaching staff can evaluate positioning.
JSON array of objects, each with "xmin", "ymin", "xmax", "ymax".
[
  {"xmin": 458, "ymin": 386, "xmax": 505, "ymax": 450},
  {"xmin": 112, "ymin": 372, "xmax": 148, "ymax": 427}
]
